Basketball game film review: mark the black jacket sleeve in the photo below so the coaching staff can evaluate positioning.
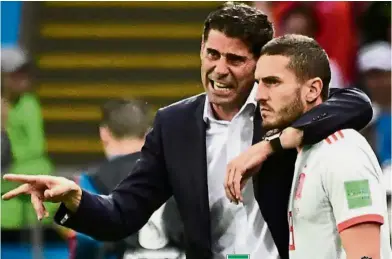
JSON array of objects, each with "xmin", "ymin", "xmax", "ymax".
[
  {"xmin": 54, "ymin": 110, "xmax": 172, "ymax": 241},
  {"xmin": 291, "ymin": 87, "xmax": 373, "ymax": 145}
]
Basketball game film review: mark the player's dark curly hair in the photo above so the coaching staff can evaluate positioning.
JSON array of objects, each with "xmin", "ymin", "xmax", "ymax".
[{"xmin": 203, "ymin": 2, "xmax": 274, "ymax": 58}]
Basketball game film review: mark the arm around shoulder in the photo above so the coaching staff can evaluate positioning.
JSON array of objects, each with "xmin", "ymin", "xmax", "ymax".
[{"xmin": 290, "ymin": 87, "xmax": 373, "ymax": 145}]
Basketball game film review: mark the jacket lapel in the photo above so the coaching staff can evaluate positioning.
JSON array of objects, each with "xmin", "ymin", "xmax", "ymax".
[{"xmin": 183, "ymin": 95, "xmax": 211, "ymax": 252}]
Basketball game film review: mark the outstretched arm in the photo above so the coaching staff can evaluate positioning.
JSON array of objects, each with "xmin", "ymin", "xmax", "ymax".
[{"xmin": 2, "ymin": 110, "xmax": 172, "ymax": 242}]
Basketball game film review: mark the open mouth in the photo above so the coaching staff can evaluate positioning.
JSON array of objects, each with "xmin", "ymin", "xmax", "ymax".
[{"xmin": 209, "ymin": 79, "xmax": 233, "ymax": 93}]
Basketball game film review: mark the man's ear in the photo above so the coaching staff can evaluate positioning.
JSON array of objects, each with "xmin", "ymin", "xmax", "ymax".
[
  {"xmin": 99, "ymin": 126, "xmax": 111, "ymax": 144},
  {"xmin": 305, "ymin": 77, "xmax": 323, "ymax": 103}
]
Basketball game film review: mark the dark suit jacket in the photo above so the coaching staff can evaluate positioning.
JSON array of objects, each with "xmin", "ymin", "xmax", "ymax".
[{"xmin": 55, "ymin": 88, "xmax": 372, "ymax": 259}]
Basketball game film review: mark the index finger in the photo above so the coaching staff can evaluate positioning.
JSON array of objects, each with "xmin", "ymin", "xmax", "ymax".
[{"xmin": 3, "ymin": 174, "xmax": 48, "ymax": 184}]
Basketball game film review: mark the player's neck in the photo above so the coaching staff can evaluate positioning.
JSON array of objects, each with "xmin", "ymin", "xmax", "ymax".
[
  {"xmin": 105, "ymin": 138, "xmax": 144, "ymax": 158},
  {"xmin": 296, "ymin": 99, "xmax": 324, "ymax": 153}
]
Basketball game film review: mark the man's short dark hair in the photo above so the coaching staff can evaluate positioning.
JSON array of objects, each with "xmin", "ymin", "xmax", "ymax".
[
  {"xmin": 260, "ymin": 34, "xmax": 331, "ymax": 101},
  {"xmin": 203, "ymin": 1, "xmax": 274, "ymax": 58},
  {"xmin": 100, "ymin": 99, "xmax": 151, "ymax": 139}
]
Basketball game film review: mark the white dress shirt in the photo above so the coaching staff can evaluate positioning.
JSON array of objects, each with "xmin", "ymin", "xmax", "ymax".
[{"xmin": 204, "ymin": 84, "xmax": 279, "ymax": 259}]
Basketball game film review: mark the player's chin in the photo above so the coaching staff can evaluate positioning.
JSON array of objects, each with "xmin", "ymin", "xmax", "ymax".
[{"xmin": 261, "ymin": 118, "xmax": 281, "ymax": 131}]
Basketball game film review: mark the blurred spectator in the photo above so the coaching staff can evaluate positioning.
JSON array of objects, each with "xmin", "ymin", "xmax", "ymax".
[
  {"xmin": 70, "ymin": 99, "xmax": 183, "ymax": 259},
  {"xmin": 278, "ymin": 3, "xmax": 346, "ymax": 89},
  {"xmin": 1, "ymin": 97, "xmax": 12, "ymax": 170},
  {"xmin": 70, "ymin": 99, "xmax": 149, "ymax": 259},
  {"xmin": 1, "ymin": 46, "xmax": 55, "ymax": 229},
  {"xmin": 383, "ymin": 162, "xmax": 392, "ymax": 242},
  {"xmin": 270, "ymin": 2, "xmax": 358, "ymax": 84},
  {"xmin": 359, "ymin": 1, "xmax": 391, "ymax": 45},
  {"xmin": 358, "ymin": 41, "xmax": 391, "ymax": 168},
  {"xmin": 356, "ymin": 2, "xmax": 391, "ymax": 241}
]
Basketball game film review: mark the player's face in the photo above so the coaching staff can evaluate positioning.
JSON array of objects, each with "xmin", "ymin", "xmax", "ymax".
[
  {"xmin": 255, "ymin": 55, "xmax": 306, "ymax": 130},
  {"xmin": 200, "ymin": 30, "xmax": 257, "ymax": 111}
]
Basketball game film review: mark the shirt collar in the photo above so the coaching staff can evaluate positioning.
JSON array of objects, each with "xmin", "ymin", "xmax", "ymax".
[{"xmin": 203, "ymin": 82, "xmax": 258, "ymax": 123}]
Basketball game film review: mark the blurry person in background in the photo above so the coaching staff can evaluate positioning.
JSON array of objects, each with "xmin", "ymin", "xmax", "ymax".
[
  {"xmin": 70, "ymin": 99, "xmax": 182, "ymax": 259},
  {"xmin": 358, "ymin": 42, "xmax": 391, "ymax": 169},
  {"xmin": 1, "ymin": 97, "xmax": 12, "ymax": 170},
  {"xmin": 1, "ymin": 46, "xmax": 55, "ymax": 229},
  {"xmin": 359, "ymin": 2, "xmax": 391, "ymax": 45},
  {"xmin": 279, "ymin": 4, "xmax": 346, "ymax": 89},
  {"xmin": 269, "ymin": 2, "xmax": 358, "ymax": 85},
  {"xmin": 358, "ymin": 42, "xmax": 392, "ymax": 241}
]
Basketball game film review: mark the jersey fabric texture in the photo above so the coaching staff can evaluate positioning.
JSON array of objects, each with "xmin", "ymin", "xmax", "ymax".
[{"xmin": 288, "ymin": 129, "xmax": 391, "ymax": 259}]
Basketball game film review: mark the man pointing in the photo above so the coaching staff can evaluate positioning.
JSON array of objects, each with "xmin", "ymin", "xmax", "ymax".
[{"xmin": 3, "ymin": 3, "xmax": 373, "ymax": 259}]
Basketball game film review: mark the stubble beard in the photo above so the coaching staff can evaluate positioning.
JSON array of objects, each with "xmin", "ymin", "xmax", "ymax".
[{"xmin": 262, "ymin": 92, "xmax": 305, "ymax": 131}]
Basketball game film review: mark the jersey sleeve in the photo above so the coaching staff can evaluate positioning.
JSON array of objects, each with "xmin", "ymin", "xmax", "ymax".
[{"xmin": 321, "ymin": 140, "xmax": 386, "ymax": 233}]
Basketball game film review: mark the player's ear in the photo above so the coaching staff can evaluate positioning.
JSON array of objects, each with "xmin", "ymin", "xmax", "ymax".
[
  {"xmin": 305, "ymin": 77, "xmax": 323, "ymax": 103},
  {"xmin": 99, "ymin": 126, "xmax": 111, "ymax": 144}
]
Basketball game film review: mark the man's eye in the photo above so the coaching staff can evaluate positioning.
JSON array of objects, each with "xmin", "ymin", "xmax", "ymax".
[
  {"xmin": 228, "ymin": 58, "xmax": 243, "ymax": 66},
  {"xmin": 207, "ymin": 51, "xmax": 219, "ymax": 59},
  {"xmin": 265, "ymin": 79, "xmax": 279, "ymax": 85},
  {"xmin": 226, "ymin": 55, "xmax": 246, "ymax": 66}
]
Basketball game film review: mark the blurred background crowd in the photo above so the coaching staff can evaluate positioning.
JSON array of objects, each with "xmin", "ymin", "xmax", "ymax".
[{"xmin": 1, "ymin": 1, "xmax": 391, "ymax": 259}]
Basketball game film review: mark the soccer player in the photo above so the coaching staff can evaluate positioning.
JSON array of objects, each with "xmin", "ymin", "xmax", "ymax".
[{"xmin": 253, "ymin": 34, "xmax": 391, "ymax": 259}]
